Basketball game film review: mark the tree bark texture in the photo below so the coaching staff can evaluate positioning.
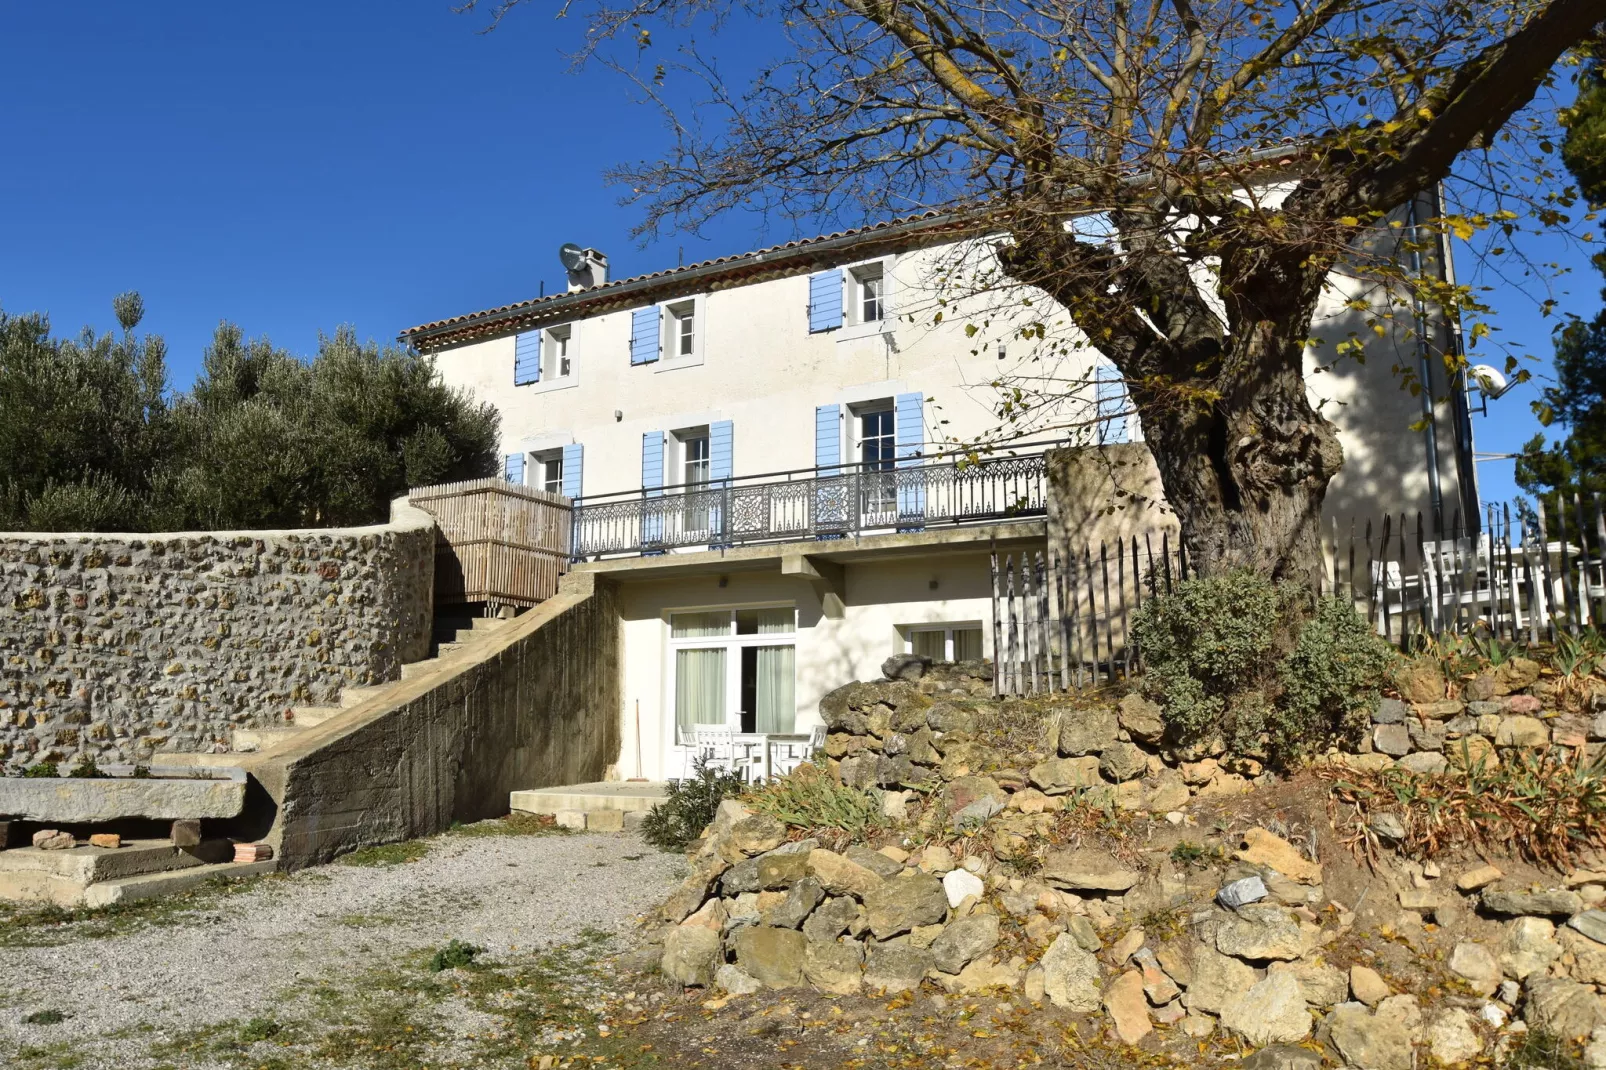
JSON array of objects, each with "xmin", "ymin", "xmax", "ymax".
[{"xmin": 1000, "ymin": 209, "xmax": 1344, "ymax": 590}]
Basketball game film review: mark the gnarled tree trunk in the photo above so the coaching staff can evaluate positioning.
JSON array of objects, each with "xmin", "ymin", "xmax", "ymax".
[{"xmin": 1001, "ymin": 210, "xmax": 1344, "ymax": 590}]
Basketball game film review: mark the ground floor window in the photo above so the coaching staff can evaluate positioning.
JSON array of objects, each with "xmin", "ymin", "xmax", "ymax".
[
  {"xmin": 670, "ymin": 607, "xmax": 796, "ymax": 737},
  {"xmin": 906, "ymin": 622, "xmax": 984, "ymax": 662}
]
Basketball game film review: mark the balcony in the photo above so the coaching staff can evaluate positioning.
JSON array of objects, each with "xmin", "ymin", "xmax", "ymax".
[{"xmin": 572, "ymin": 448, "xmax": 1052, "ymax": 559}]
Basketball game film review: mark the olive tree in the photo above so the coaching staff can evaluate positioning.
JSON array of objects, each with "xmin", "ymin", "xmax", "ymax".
[{"xmin": 472, "ymin": 0, "xmax": 1602, "ymax": 588}]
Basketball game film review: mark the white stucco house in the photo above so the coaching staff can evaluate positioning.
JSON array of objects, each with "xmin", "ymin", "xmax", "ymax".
[{"xmin": 400, "ymin": 205, "xmax": 1481, "ymax": 782}]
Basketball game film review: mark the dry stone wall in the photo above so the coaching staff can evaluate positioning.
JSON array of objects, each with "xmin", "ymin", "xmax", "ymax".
[{"xmin": 0, "ymin": 500, "xmax": 435, "ymax": 772}]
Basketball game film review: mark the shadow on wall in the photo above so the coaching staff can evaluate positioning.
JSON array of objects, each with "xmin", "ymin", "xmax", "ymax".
[
  {"xmin": 244, "ymin": 572, "xmax": 622, "ymax": 869},
  {"xmin": 1047, "ymin": 443, "xmax": 1177, "ymax": 556},
  {"xmin": 1307, "ymin": 279, "xmax": 1451, "ymax": 527}
]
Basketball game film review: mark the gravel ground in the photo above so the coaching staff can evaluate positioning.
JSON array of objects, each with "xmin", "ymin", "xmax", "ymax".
[{"xmin": 0, "ymin": 828, "xmax": 682, "ymax": 1068}]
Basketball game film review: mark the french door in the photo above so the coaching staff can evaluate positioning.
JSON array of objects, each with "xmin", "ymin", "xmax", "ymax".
[{"xmin": 670, "ymin": 607, "xmax": 796, "ymax": 740}]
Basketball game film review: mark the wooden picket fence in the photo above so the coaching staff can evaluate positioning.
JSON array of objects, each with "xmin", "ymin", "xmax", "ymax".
[
  {"xmin": 992, "ymin": 494, "xmax": 1606, "ymax": 698},
  {"xmin": 409, "ymin": 478, "xmax": 573, "ymax": 610}
]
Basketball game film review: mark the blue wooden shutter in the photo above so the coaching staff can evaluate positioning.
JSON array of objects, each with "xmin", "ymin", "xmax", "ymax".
[
  {"xmin": 813, "ymin": 404, "xmax": 844, "ymax": 538},
  {"xmin": 894, "ymin": 392, "xmax": 926, "ymax": 525},
  {"xmin": 630, "ymin": 307, "xmax": 660, "ymax": 365},
  {"xmin": 514, "ymin": 329, "xmax": 542, "ymax": 385},
  {"xmin": 641, "ymin": 431, "xmax": 665, "ymax": 549},
  {"xmin": 561, "ymin": 443, "xmax": 584, "ymax": 500},
  {"xmin": 807, "ymin": 270, "xmax": 844, "ymax": 332},
  {"xmin": 503, "ymin": 451, "xmax": 526, "ymax": 485},
  {"xmin": 709, "ymin": 420, "xmax": 733, "ymax": 542},
  {"xmin": 814, "ymin": 405, "xmax": 841, "ymax": 473},
  {"xmin": 1095, "ymin": 364, "xmax": 1130, "ymax": 443}
]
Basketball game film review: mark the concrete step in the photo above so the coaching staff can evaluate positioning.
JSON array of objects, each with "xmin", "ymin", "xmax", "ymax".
[
  {"xmin": 82, "ymin": 858, "xmax": 279, "ymax": 909},
  {"xmin": 232, "ymin": 726, "xmax": 305, "ymax": 752},
  {"xmin": 510, "ymin": 781, "xmax": 668, "ymax": 816},
  {"xmin": 289, "ymin": 706, "xmax": 340, "ymax": 728},
  {"xmin": 0, "ymin": 837, "xmax": 246, "ymax": 907},
  {"xmin": 339, "ymin": 685, "xmax": 391, "ymax": 709},
  {"xmin": 138, "ymin": 753, "xmax": 244, "ymax": 772}
]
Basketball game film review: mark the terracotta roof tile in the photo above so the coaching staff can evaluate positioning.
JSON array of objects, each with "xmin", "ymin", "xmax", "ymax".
[{"xmin": 399, "ymin": 209, "xmax": 966, "ymax": 348}]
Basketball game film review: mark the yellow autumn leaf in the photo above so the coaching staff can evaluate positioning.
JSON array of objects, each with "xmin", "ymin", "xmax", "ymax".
[{"xmin": 1339, "ymin": 216, "xmax": 1360, "ymax": 226}]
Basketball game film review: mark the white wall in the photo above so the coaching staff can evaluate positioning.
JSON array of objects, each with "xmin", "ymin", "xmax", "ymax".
[
  {"xmin": 612, "ymin": 551, "xmax": 996, "ymax": 781},
  {"xmin": 426, "ymin": 233, "xmax": 1463, "ymax": 525}
]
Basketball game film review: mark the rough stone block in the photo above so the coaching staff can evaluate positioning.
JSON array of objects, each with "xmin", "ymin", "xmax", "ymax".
[
  {"xmin": 585, "ymin": 809, "xmax": 624, "ymax": 832},
  {"xmin": 170, "ymin": 819, "xmax": 202, "ymax": 848},
  {"xmin": 555, "ymin": 810, "xmax": 587, "ymax": 830}
]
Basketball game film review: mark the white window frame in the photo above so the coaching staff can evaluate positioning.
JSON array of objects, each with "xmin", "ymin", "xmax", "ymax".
[
  {"xmin": 836, "ymin": 257, "xmax": 895, "ymax": 340},
  {"xmin": 528, "ymin": 322, "xmax": 579, "ymax": 393},
  {"xmin": 904, "ymin": 621, "xmax": 985, "ymax": 662},
  {"xmin": 657, "ymin": 295, "xmax": 706, "ymax": 370},
  {"xmin": 531, "ymin": 448, "xmax": 565, "ymax": 495},
  {"xmin": 851, "ymin": 261, "xmax": 886, "ymax": 324},
  {"xmin": 665, "ymin": 605, "xmax": 799, "ymax": 742}
]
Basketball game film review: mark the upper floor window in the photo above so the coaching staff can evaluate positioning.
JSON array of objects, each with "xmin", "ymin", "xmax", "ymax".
[
  {"xmin": 855, "ymin": 403, "xmax": 896, "ymax": 471},
  {"xmin": 533, "ymin": 449, "xmax": 564, "ymax": 494},
  {"xmin": 667, "ymin": 299, "xmax": 696, "ymax": 358},
  {"xmin": 852, "ymin": 263, "xmax": 885, "ymax": 323},
  {"xmin": 547, "ymin": 325, "xmax": 573, "ymax": 379}
]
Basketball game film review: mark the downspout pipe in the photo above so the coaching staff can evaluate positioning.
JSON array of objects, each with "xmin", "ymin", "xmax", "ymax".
[{"xmin": 1405, "ymin": 194, "xmax": 1446, "ymax": 525}]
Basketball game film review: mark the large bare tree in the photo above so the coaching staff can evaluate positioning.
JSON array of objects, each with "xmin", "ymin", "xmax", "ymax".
[{"xmin": 470, "ymin": 0, "xmax": 1601, "ymax": 588}]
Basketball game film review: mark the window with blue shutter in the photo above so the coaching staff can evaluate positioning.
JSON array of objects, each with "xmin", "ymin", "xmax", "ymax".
[
  {"xmin": 503, "ymin": 452, "xmax": 526, "ymax": 485},
  {"xmin": 641, "ymin": 431, "xmax": 665, "ymax": 549},
  {"xmin": 630, "ymin": 307, "xmax": 661, "ymax": 365},
  {"xmin": 1095, "ymin": 364, "xmax": 1130, "ymax": 444},
  {"xmin": 894, "ymin": 392, "xmax": 926, "ymax": 526},
  {"xmin": 813, "ymin": 404, "xmax": 845, "ymax": 538},
  {"xmin": 807, "ymin": 270, "xmax": 844, "ymax": 333},
  {"xmin": 561, "ymin": 443, "xmax": 584, "ymax": 500},
  {"xmin": 514, "ymin": 329, "xmax": 542, "ymax": 385},
  {"xmin": 708, "ymin": 420, "xmax": 733, "ymax": 543}
]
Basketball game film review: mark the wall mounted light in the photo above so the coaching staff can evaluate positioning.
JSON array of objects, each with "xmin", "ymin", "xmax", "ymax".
[
  {"xmin": 718, "ymin": 575, "xmax": 728, "ymax": 588},
  {"xmin": 614, "ymin": 409, "xmax": 623, "ymax": 422},
  {"xmin": 929, "ymin": 578, "xmax": 940, "ymax": 590}
]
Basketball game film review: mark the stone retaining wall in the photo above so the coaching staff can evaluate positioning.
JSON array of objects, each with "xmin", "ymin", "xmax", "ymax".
[{"xmin": 0, "ymin": 499, "xmax": 436, "ymax": 772}]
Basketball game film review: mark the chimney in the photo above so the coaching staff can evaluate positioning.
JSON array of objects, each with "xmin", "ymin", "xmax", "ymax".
[{"xmin": 565, "ymin": 248, "xmax": 609, "ymax": 292}]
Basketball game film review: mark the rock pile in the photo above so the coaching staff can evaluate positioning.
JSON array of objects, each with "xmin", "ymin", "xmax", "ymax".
[
  {"xmin": 656, "ymin": 800, "xmax": 1606, "ymax": 1063},
  {"xmin": 821, "ymin": 654, "xmax": 1598, "ymax": 817}
]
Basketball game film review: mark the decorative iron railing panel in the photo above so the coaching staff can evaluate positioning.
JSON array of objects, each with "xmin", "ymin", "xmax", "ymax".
[{"xmin": 572, "ymin": 453, "xmax": 1049, "ymax": 558}]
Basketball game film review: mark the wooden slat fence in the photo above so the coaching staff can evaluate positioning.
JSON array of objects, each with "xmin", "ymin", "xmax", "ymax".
[
  {"xmin": 993, "ymin": 494, "xmax": 1606, "ymax": 698},
  {"xmin": 409, "ymin": 478, "xmax": 573, "ymax": 610},
  {"xmin": 992, "ymin": 532, "xmax": 1189, "ymax": 697}
]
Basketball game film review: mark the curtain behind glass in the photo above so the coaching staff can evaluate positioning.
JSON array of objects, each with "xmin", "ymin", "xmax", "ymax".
[
  {"xmin": 754, "ymin": 645, "xmax": 795, "ymax": 733},
  {"xmin": 675, "ymin": 648, "xmax": 726, "ymax": 738},
  {"xmin": 953, "ymin": 627, "xmax": 984, "ymax": 661},
  {"xmin": 672, "ymin": 612, "xmax": 729, "ymax": 638},
  {"xmin": 911, "ymin": 629, "xmax": 947, "ymax": 661}
]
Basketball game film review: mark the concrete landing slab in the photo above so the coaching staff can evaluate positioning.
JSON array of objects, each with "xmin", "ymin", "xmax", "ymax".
[
  {"xmin": 0, "ymin": 839, "xmax": 218, "ymax": 884},
  {"xmin": 510, "ymin": 781, "xmax": 668, "ymax": 815},
  {"xmin": 0, "ymin": 767, "xmax": 247, "ymax": 822},
  {"xmin": 82, "ymin": 859, "xmax": 279, "ymax": 909}
]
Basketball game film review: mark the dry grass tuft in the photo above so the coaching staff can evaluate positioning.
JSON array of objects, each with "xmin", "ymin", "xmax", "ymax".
[{"xmin": 1320, "ymin": 746, "xmax": 1606, "ymax": 870}]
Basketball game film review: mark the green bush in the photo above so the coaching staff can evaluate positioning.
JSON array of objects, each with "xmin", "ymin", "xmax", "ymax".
[
  {"xmin": 428, "ymin": 939, "xmax": 484, "ymax": 973},
  {"xmin": 21, "ymin": 762, "xmax": 60, "ymax": 779},
  {"xmin": 1131, "ymin": 569, "xmax": 1295, "ymax": 743},
  {"xmin": 640, "ymin": 757, "xmax": 748, "ymax": 852},
  {"xmin": 1134, "ymin": 570, "xmax": 1395, "ymax": 765},
  {"xmin": 1278, "ymin": 595, "xmax": 1398, "ymax": 751}
]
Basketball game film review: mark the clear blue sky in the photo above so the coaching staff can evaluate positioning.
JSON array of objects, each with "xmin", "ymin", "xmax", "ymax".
[{"xmin": 0, "ymin": 2, "xmax": 1597, "ymax": 508}]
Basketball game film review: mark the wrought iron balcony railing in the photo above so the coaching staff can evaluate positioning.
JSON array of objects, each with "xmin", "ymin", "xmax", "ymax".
[{"xmin": 572, "ymin": 447, "xmax": 1052, "ymax": 559}]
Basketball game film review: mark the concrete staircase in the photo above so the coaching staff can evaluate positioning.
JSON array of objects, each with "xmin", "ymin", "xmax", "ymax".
[{"xmin": 174, "ymin": 614, "xmax": 515, "ymax": 762}]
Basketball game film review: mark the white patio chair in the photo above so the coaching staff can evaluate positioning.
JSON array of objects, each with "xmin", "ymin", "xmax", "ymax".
[
  {"xmin": 769, "ymin": 724, "xmax": 827, "ymax": 779},
  {"xmin": 686, "ymin": 722, "xmax": 759, "ymax": 781}
]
